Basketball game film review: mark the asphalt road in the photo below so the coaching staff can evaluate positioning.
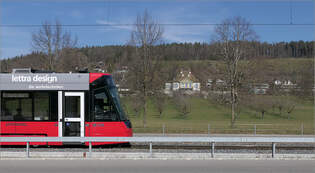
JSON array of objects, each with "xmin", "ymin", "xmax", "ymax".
[{"xmin": 0, "ymin": 160, "xmax": 314, "ymax": 173}]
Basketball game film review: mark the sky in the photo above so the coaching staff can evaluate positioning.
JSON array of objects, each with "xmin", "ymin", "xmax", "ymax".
[{"xmin": 0, "ymin": 0, "xmax": 314, "ymax": 59}]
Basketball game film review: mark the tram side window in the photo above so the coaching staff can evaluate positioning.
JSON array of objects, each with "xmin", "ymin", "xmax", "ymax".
[
  {"xmin": 1, "ymin": 92, "xmax": 57, "ymax": 121},
  {"xmin": 1, "ymin": 93, "xmax": 32, "ymax": 121},
  {"xmin": 34, "ymin": 93, "xmax": 49, "ymax": 120},
  {"xmin": 93, "ymin": 88, "xmax": 118, "ymax": 121}
]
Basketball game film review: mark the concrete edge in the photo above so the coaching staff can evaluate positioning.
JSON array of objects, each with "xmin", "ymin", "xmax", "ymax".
[{"xmin": 1, "ymin": 152, "xmax": 315, "ymax": 160}]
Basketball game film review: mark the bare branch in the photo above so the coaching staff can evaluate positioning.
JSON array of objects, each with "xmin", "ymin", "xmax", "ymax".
[{"xmin": 31, "ymin": 19, "xmax": 78, "ymax": 70}]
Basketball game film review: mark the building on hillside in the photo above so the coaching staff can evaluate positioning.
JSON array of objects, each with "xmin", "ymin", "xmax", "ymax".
[
  {"xmin": 206, "ymin": 79, "xmax": 226, "ymax": 89},
  {"xmin": 273, "ymin": 79, "xmax": 297, "ymax": 92},
  {"xmin": 165, "ymin": 69, "xmax": 200, "ymax": 95},
  {"xmin": 274, "ymin": 80, "xmax": 297, "ymax": 88},
  {"xmin": 250, "ymin": 83, "xmax": 270, "ymax": 95},
  {"xmin": 92, "ymin": 61, "xmax": 105, "ymax": 73},
  {"xmin": 248, "ymin": 80, "xmax": 297, "ymax": 95},
  {"xmin": 112, "ymin": 66, "xmax": 130, "ymax": 96}
]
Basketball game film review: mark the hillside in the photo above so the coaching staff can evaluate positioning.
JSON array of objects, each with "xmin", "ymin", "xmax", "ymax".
[{"xmin": 0, "ymin": 44, "xmax": 313, "ymax": 135}]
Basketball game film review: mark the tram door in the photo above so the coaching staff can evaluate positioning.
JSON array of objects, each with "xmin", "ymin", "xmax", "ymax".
[{"xmin": 58, "ymin": 92, "xmax": 85, "ymax": 138}]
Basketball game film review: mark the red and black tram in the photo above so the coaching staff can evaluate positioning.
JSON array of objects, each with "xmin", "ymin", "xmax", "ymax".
[{"xmin": 0, "ymin": 69, "xmax": 132, "ymax": 146}]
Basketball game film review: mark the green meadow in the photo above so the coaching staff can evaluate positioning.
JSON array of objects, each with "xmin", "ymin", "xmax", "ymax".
[{"xmin": 122, "ymin": 96, "xmax": 314, "ymax": 135}]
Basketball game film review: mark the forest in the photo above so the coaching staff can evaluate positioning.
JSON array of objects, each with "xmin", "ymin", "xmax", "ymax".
[{"xmin": 0, "ymin": 40, "xmax": 313, "ymax": 73}]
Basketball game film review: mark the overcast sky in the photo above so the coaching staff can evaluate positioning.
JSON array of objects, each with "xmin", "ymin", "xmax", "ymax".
[{"xmin": 0, "ymin": 0, "xmax": 314, "ymax": 59}]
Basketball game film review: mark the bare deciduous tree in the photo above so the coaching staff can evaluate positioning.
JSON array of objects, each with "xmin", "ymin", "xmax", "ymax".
[
  {"xmin": 153, "ymin": 91, "xmax": 167, "ymax": 118},
  {"xmin": 173, "ymin": 91, "xmax": 191, "ymax": 118},
  {"xmin": 271, "ymin": 95, "xmax": 296, "ymax": 119},
  {"xmin": 296, "ymin": 62, "xmax": 314, "ymax": 99},
  {"xmin": 0, "ymin": 60, "xmax": 8, "ymax": 72},
  {"xmin": 212, "ymin": 16, "xmax": 258, "ymax": 127},
  {"xmin": 56, "ymin": 48, "xmax": 88, "ymax": 72},
  {"xmin": 244, "ymin": 95, "xmax": 271, "ymax": 120},
  {"xmin": 284, "ymin": 101, "xmax": 295, "ymax": 119},
  {"xmin": 131, "ymin": 94, "xmax": 143, "ymax": 118},
  {"xmin": 31, "ymin": 20, "xmax": 77, "ymax": 71},
  {"xmin": 278, "ymin": 96, "xmax": 296, "ymax": 118},
  {"xmin": 127, "ymin": 10, "xmax": 164, "ymax": 127}
]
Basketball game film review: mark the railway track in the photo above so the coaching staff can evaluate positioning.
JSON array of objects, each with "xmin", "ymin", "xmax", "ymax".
[{"xmin": 0, "ymin": 143, "xmax": 314, "ymax": 154}]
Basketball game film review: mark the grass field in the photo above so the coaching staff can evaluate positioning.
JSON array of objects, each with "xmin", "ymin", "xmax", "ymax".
[{"xmin": 121, "ymin": 96, "xmax": 314, "ymax": 135}]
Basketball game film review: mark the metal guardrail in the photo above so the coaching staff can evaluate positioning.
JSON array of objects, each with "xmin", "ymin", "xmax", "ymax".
[
  {"xmin": 1, "ymin": 136, "xmax": 315, "ymax": 158},
  {"xmin": 133, "ymin": 123, "xmax": 313, "ymax": 135}
]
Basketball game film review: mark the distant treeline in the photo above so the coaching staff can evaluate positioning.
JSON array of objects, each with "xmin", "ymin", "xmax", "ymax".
[
  {"xmin": 80, "ymin": 40, "xmax": 314, "ymax": 62},
  {"xmin": 1, "ymin": 40, "xmax": 313, "ymax": 72}
]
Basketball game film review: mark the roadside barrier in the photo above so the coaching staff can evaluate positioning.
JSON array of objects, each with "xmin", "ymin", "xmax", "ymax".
[{"xmin": 1, "ymin": 136, "xmax": 315, "ymax": 158}]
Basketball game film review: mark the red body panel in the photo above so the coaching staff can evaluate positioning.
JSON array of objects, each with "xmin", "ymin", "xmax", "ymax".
[
  {"xmin": 85, "ymin": 122, "xmax": 133, "ymax": 145},
  {"xmin": 89, "ymin": 73, "xmax": 110, "ymax": 83},
  {"xmin": 0, "ymin": 122, "xmax": 15, "ymax": 145},
  {"xmin": 0, "ymin": 121, "xmax": 132, "ymax": 146},
  {"xmin": 0, "ymin": 121, "xmax": 61, "ymax": 145}
]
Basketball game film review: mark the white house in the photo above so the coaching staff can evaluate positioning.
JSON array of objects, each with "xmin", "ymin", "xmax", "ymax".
[{"xmin": 165, "ymin": 69, "xmax": 200, "ymax": 95}]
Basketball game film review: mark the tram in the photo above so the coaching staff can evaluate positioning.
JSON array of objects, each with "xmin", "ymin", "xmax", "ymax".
[{"xmin": 0, "ymin": 68, "xmax": 132, "ymax": 146}]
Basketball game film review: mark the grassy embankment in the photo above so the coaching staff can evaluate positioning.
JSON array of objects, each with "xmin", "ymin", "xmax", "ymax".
[{"xmin": 122, "ymin": 96, "xmax": 314, "ymax": 135}]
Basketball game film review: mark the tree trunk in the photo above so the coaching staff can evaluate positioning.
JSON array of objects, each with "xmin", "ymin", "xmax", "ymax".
[
  {"xmin": 231, "ymin": 86, "xmax": 235, "ymax": 127},
  {"xmin": 142, "ymin": 78, "xmax": 147, "ymax": 127},
  {"xmin": 143, "ymin": 44, "xmax": 148, "ymax": 128},
  {"xmin": 143, "ymin": 99, "xmax": 147, "ymax": 128},
  {"xmin": 262, "ymin": 111, "xmax": 264, "ymax": 120}
]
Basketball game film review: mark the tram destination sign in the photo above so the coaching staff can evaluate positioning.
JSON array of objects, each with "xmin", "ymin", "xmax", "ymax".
[{"xmin": 0, "ymin": 73, "xmax": 89, "ymax": 90}]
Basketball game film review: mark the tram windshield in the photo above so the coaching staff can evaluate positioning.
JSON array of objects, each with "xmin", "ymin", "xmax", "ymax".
[{"xmin": 93, "ymin": 76, "xmax": 127, "ymax": 121}]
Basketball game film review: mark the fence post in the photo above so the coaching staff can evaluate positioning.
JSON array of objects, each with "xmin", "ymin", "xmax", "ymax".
[
  {"xmin": 254, "ymin": 124, "xmax": 256, "ymax": 135},
  {"xmin": 149, "ymin": 142, "xmax": 153, "ymax": 156},
  {"xmin": 26, "ymin": 141, "xmax": 30, "ymax": 158},
  {"xmin": 89, "ymin": 141, "xmax": 92, "ymax": 158},
  {"xmin": 272, "ymin": 142, "xmax": 276, "ymax": 158},
  {"xmin": 162, "ymin": 124, "xmax": 165, "ymax": 136},
  {"xmin": 208, "ymin": 124, "xmax": 211, "ymax": 136},
  {"xmin": 301, "ymin": 123, "xmax": 304, "ymax": 135},
  {"xmin": 211, "ymin": 142, "xmax": 215, "ymax": 158}
]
